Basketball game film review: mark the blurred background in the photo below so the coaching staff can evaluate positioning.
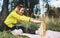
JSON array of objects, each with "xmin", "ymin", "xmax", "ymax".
[{"xmin": 0, "ymin": 0, "xmax": 60, "ymax": 38}]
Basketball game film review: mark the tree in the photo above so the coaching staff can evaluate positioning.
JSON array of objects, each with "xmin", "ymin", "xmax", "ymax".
[
  {"xmin": 45, "ymin": 2, "xmax": 60, "ymax": 18},
  {"xmin": 0, "ymin": 0, "xmax": 9, "ymax": 27},
  {"xmin": 2, "ymin": 0, "xmax": 9, "ymax": 19}
]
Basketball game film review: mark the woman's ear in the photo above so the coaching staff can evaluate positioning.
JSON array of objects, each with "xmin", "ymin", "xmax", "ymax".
[{"xmin": 16, "ymin": 6, "xmax": 20, "ymax": 10}]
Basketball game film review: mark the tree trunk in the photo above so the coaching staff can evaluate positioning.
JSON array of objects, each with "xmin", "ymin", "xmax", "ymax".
[
  {"xmin": 0, "ymin": 0, "xmax": 9, "ymax": 31},
  {"xmin": 2, "ymin": 0, "xmax": 9, "ymax": 19}
]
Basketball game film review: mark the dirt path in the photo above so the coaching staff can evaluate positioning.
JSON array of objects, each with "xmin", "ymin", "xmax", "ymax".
[
  {"xmin": 45, "ymin": 30, "xmax": 60, "ymax": 38},
  {"xmin": 21, "ymin": 30, "xmax": 60, "ymax": 38}
]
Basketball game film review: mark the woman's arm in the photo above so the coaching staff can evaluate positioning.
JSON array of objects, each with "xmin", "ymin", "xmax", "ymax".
[{"xmin": 30, "ymin": 18, "xmax": 41, "ymax": 24}]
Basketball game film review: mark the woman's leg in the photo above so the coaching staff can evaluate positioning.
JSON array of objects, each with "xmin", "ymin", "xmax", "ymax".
[{"xmin": 10, "ymin": 26, "xmax": 26, "ymax": 36}]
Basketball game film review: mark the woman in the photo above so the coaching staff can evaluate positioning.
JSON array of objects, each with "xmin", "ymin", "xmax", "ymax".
[{"xmin": 4, "ymin": 4, "xmax": 41, "ymax": 36}]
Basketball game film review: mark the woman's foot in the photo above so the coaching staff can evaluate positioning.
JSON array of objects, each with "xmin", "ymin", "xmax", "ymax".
[{"xmin": 11, "ymin": 29, "xmax": 23, "ymax": 36}]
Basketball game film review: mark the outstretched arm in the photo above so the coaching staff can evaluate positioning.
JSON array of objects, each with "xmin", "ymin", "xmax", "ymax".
[{"xmin": 30, "ymin": 18, "xmax": 41, "ymax": 24}]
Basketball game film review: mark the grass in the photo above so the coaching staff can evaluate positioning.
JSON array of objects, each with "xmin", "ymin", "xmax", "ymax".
[
  {"xmin": 45, "ymin": 16, "xmax": 60, "ymax": 31},
  {"xmin": 0, "ymin": 31, "xmax": 29, "ymax": 38}
]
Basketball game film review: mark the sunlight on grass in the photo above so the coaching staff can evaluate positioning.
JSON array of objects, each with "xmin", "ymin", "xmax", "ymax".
[{"xmin": 45, "ymin": 16, "xmax": 60, "ymax": 31}]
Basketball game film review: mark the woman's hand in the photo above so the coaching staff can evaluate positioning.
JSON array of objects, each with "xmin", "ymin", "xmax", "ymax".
[{"xmin": 33, "ymin": 20, "xmax": 41, "ymax": 24}]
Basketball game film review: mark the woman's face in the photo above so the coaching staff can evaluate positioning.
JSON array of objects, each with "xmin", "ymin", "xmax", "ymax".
[{"xmin": 17, "ymin": 8, "xmax": 25, "ymax": 15}]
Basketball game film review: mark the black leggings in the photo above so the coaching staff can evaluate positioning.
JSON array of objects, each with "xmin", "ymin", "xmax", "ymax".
[
  {"xmin": 0, "ymin": 24, "xmax": 35, "ymax": 34},
  {"xmin": 0, "ymin": 23, "xmax": 26, "ymax": 33}
]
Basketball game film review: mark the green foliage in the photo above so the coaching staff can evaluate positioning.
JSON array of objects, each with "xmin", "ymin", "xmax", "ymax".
[
  {"xmin": 45, "ymin": 2, "xmax": 60, "ymax": 18},
  {"xmin": 29, "ymin": 23, "xmax": 39, "ymax": 30},
  {"xmin": 16, "ymin": 22, "xmax": 39, "ymax": 32}
]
